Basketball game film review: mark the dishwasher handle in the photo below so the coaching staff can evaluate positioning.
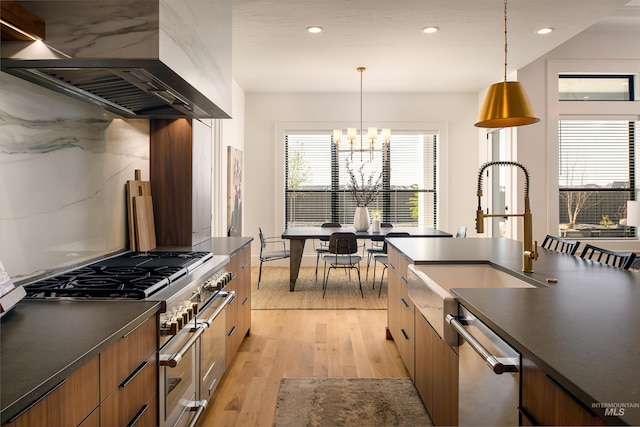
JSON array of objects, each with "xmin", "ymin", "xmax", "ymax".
[{"xmin": 446, "ymin": 314, "xmax": 518, "ymax": 375}]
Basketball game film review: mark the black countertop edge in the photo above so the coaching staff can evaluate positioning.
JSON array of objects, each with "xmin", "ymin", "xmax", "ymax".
[{"xmin": 0, "ymin": 301, "xmax": 162, "ymax": 424}]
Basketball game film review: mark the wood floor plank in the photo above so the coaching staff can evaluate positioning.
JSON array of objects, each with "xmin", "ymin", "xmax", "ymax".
[{"xmin": 196, "ymin": 268, "xmax": 408, "ymax": 427}]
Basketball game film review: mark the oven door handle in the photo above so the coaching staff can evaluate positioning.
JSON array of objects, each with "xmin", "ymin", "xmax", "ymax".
[
  {"xmin": 202, "ymin": 290, "xmax": 236, "ymax": 327},
  {"xmin": 159, "ymin": 325, "xmax": 205, "ymax": 368}
]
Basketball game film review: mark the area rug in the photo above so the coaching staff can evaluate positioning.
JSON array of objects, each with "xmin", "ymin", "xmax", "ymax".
[
  {"xmin": 273, "ymin": 377, "xmax": 432, "ymax": 427},
  {"xmin": 252, "ymin": 267, "xmax": 388, "ymax": 310}
]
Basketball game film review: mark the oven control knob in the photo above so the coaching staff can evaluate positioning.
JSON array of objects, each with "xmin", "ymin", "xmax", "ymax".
[
  {"xmin": 191, "ymin": 302, "xmax": 198, "ymax": 315},
  {"xmin": 169, "ymin": 321, "xmax": 179, "ymax": 335}
]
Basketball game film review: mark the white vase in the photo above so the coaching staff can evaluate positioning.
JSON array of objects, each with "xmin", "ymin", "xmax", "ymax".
[
  {"xmin": 353, "ymin": 206, "xmax": 370, "ymax": 231},
  {"xmin": 372, "ymin": 217, "xmax": 381, "ymax": 233}
]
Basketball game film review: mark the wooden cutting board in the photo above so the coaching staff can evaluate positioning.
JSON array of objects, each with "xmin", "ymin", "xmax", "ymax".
[
  {"xmin": 133, "ymin": 195, "xmax": 156, "ymax": 252},
  {"xmin": 126, "ymin": 169, "xmax": 155, "ymax": 251}
]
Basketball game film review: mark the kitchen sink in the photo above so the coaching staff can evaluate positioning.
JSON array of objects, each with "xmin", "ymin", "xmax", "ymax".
[
  {"xmin": 407, "ymin": 263, "xmax": 538, "ymax": 346},
  {"xmin": 411, "ymin": 264, "xmax": 536, "ymax": 293}
]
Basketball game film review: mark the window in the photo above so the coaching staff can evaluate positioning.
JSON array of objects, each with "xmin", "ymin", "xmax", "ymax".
[
  {"xmin": 559, "ymin": 74, "xmax": 635, "ymax": 101},
  {"xmin": 558, "ymin": 120, "xmax": 637, "ymax": 238},
  {"xmin": 285, "ymin": 132, "xmax": 437, "ymax": 228}
]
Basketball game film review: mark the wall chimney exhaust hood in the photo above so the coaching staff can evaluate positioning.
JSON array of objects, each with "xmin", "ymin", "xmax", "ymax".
[{"xmin": 1, "ymin": 0, "xmax": 232, "ymax": 119}]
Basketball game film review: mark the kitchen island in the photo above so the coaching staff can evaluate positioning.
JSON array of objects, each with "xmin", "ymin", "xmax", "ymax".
[{"xmin": 387, "ymin": 237, "xmax": 640, "ymax": 426}]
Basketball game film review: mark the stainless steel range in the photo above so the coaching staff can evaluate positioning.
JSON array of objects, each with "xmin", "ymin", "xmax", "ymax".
[{"xmin": 22, "ymin": 250, "xmax": 233, "ymax": 427}]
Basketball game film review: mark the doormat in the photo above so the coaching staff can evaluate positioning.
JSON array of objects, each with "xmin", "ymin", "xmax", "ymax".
[{"xmin": 273, "ymin": 377, "xmax": 433, "ymax": 426}]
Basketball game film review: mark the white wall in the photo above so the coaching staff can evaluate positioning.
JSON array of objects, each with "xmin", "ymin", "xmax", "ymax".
[
  {"xmin": 243, "ymin": 92, "xmax": 478, "ymax": 265},
  {"xmin": 214, "ymin": 80, "xmax": 245, "ymax": 237},
  {"xmin": 518, "ymin": 30, "xmax": 640, "ymax": 251}
]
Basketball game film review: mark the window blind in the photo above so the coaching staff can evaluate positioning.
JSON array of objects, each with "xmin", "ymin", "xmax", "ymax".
[{"xmin": 558, "ymin": 120, "xmax": 637, "ymax": 237}]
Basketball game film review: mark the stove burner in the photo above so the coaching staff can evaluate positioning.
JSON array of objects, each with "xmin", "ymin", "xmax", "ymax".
[
  {"xmin": 23, "ymin": 251, "xmax": 212, "ymax": 299},
  {"xmin": 70, "ymin": 277, "xmax": 130, "ymax": 288}
]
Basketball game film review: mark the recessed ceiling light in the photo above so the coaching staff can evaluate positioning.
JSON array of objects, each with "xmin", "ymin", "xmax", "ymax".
[
  {"xmin": 422, "ymin": 26, "xmax": 439, "ymax": 34},
  {"xmin": 307, "ymin": 26, "xmax": 323, "ymax": 33},
  {"xmin": 536, "ymin": 27, "xmax": 554, "ymax": 35}
]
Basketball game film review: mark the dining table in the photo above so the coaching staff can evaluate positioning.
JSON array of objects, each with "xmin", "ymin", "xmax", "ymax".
[{"xmin": 281, "ymin": 226, "xmax": 453, "ymax": 291}]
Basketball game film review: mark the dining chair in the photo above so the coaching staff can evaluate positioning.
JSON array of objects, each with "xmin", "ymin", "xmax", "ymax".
[
  {"xmin": 365, "ymin": 222, "xmax": 393, "ymax": 282},
  {"xmin": 578, "ymin": 243, "xmax": 636, "ymax": 270},
  {"xmin": 541, "ymin": 234, "xmax": 580, "ymax": 255},
  {"xmin": 322, "ymin": 232, "xmax": 363, "ymax": 298},
  {"xmin": 314, "ymin": 222, "xmax": 341, "ymax": 281},
  {"xmin": 258, "ymin": 227, "xmax": 290, "ymax": 288},
  {"xmin": 372, "ymin": 232, "xmax": 411, "ymax": 297}
]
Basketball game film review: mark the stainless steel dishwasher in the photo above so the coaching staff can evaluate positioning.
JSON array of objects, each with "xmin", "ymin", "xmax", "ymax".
[{"xmin": 446, "ymin": 305, "xmax": 520, "ymax": 426}]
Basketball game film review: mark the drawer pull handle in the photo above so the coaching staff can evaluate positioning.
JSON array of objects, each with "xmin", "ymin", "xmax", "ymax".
[
  {"xmin": 518, "ymin": 406, "xmax": 539, "ymax": 425},
  {"xmin": 7, "ymin": 379, "xmax": 66, "ymax": 423},
  {"xmin": 241, "ymin": 296, "xmax": 249, "ymax": 306},
  {"xmin": 126, "ymin": 403, "xmax": 148, "ymax": 427},
  {"xmin": 401, "ymin": 328, "xmax": 409, "ymax": 340},
  {"xmin": 120, "ymin": 361, "xmax": 148, "ymax": 388},
  {"xmin": 401, "ymin": 276, "xmax": 408, "ymax": 284},
  {"xmin": 241, "ymin": 261, "xmax": 249, "ymax": 269},
  {"xmin": 401, "ymin": 297, "xmax": 409, "ymax": 308},
  {"xmin": 228, "ymin": 325, "xmax": 236, "ymax": 337},
  {"xmin": 544, "ymin": 374, "xmax": 597, "ymax": 416}
]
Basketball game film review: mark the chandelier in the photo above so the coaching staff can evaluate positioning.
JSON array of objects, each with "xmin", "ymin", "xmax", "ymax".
[
  {"xmin": 475, "ymin": 0, "xmax": 539, "ymax": 128},
  {"xmin": 333, "ymin": 67, "xmax": 391, "ymax": 160}
]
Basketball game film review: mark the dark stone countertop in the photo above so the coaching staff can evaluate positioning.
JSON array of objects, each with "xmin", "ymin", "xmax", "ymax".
[
  {"xmin": 388, "ymin": 237, "xmax": 640, "ymax": 426},
  {"xmin": 0, "ymin": 300, "xmax": 161, "ymax": 424},
  {"xmin": 196, "ymin": 236, "xmax": 253, "ymax": 256}
]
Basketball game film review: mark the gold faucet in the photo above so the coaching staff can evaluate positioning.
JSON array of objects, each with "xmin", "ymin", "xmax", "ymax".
[{"xmin": 476, "ymin": 161, "xmax": 538, "ymax": 272}]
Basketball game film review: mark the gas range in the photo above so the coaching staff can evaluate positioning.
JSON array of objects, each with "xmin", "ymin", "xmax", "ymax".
[
  {"xmin": 23, "ymin": 251, "xmax": 215, "ymax": 300},
  {"xmin": 20, "ymin": 249, "xmax": 233, "ymax": 427}
]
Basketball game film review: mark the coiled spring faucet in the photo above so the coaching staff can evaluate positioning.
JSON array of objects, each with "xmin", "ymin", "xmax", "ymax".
[{"xmin": 476, "ymin": 161, "xmax": 538, "ymax": 272}]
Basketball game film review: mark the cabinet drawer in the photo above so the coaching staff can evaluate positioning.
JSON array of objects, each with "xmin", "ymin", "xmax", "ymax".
[
  {"xmin": 400, "ymin": 295, "xmax": 414, "ymax": 347},
  {"xmin": 100, "ymin": 359, "xmax": 158, "ymax": 427},
  {"xmin": 521, "ymin": 357, "xmax": 605, "ymax": 426},
  {"xmin": 6, "ymin": 356, "xmax": 99, "ymax": 427},
  {"xmin": 100, "ymin": 316, "xmax": 157, "ymax": 400}
]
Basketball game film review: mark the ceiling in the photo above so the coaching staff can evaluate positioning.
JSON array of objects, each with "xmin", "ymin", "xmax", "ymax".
[{"xmin": 232, "ymin": 0, "xmax": 640, "ymax": 93}]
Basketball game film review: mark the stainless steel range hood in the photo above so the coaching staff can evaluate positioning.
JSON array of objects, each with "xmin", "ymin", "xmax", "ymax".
[
  {"xmin": 1, "ymin": 58, "xmax": 230, "ymax": 118},
  {"xmin": 1, "ymin": 0, "xmax": 232, "ymax": 119}
]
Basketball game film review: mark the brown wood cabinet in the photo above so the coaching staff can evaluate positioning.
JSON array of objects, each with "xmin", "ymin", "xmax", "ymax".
[
  {"xmin": 99, "ymin": 316, "xmax": 158, "ymax": 427},
  {"xmin": 386, "ymin": 246, "xmax": 415, "ymax": 379},
  {"xmin": 5, "ymin": 357, "xmax": 99, "ymax": 427},
  {"xmin": 150, "ymin": 118, "xmax": 212, "ymax": 246},
  {"xmin": 5, "ymin": 314, "xmax": 159, "ymax": 427},
  {"xmin": 225, "ymin": 242, "xmax": 252, "ymax": 365},
  {"xmin": 520, "ymin": 356, "xmax": 606, "ymax": 426},
  {"xmin": 414, "ymin": 310, "xmax": 458, "ymax": 426}
]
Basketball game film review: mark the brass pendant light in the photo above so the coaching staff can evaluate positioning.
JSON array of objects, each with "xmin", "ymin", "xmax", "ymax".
[{"xmin": 475, "ymin": 0, "xmax": 539, "ymax": 128}]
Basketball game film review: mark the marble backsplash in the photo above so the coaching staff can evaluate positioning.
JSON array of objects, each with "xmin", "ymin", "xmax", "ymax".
[{"xmin": 0, "ymin": 72, "xmax": 149, "ymax": 282}]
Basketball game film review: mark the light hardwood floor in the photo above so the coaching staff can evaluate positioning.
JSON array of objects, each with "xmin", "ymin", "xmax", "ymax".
[{"xmin": 196, "ymin": 269, "xmax": 407, "ymax": 426}]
